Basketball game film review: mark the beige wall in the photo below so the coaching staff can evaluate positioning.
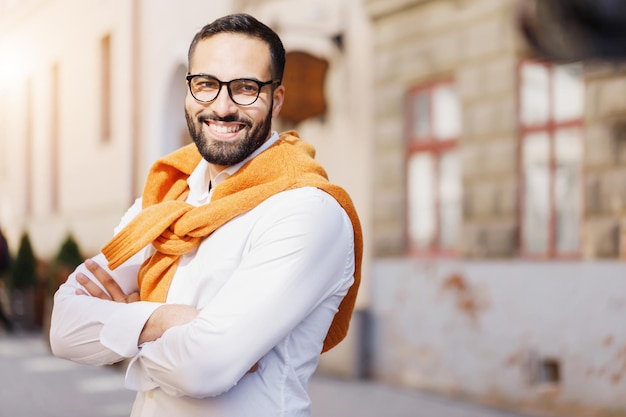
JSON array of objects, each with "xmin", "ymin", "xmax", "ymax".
[
  {"xmin": 0, "ymin": 0, "xmax": 373, "ymax": 261},
  {"xmin": 0, "ymin": 0, "xmax": 374, "ymax": 377},
  {"xmin": 0, "ymin": 0, "xmax": 233, "ymax": 255},
  {"xmin": 0, "ymin": 0, "xmax": 137, "ymax": 256}
]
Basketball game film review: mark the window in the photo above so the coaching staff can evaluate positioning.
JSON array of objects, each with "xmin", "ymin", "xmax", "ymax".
[
  {"xmin": 519, "ymin": 61, "xmax": 584, "ymax": 257},
  {"xmin": 405, "ymin": 81, "xmax": 461, "ymax": 254},
  {"xmin": 100, "ymin": 34, "xmax": 112, "ymax": 143}
]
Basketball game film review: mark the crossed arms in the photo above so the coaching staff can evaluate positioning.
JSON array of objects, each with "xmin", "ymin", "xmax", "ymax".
[
  {"xmin": 49, "ymin": 189, "xmax": 355, "ymax": 398},
  {"xmin": 75, "ymin": 258, "xmax": 198, "ymax": 345}
]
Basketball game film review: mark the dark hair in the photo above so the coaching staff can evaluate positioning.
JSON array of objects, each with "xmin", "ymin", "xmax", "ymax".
[{"xmin": 188, "ymin": 13, "xmax": 286, "ymax": 83}]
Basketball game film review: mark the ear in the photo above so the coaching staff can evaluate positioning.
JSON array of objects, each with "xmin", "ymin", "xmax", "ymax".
[{"xmin": 271, "ymin": 84, "xmax": 285, "ymax": 118}]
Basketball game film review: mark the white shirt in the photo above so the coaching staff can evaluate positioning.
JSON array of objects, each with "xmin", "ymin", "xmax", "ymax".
[{"xmin": 50, "ymin": 132, "xmax": 356, "ymax": 417}]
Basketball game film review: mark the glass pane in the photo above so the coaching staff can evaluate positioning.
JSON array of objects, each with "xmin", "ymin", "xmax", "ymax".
[
  {"xmin": 554, "ymin": 127, "xmax": 583, "ymax": 253},
  {"xmin": 432, "ymin": 84, "xmax": 461, "ymax": 139},
  {"xmin": 408, "ymin": 153, "xmax": 435, "ymax": 249},
  {"xmin": 411, "ymin": 91, "xmax": 430, "ymax": 141},
  {"xmin": 553, "ymin": 64, "xmax": 584, "ymax": 122},
  {"xmin": 438, "ymin": 150, "xmax": 461, "ymax": 250},
  {"xmin": 521, "ymin": 62, "xmax": 550, "ymax": 126},
  {"xmin": 523, "ymin": 133, "xmax": 550, "ymax": 253}
]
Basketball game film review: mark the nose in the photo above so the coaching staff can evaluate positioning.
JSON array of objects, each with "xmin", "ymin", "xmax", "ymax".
[{"xmin": 210, "ymin": 85, "xmax": 238, "ymax": 116}]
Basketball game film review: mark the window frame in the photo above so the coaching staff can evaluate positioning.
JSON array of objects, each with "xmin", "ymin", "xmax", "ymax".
[
  {"xmin": 404, "ymin": 79, "xmax": 461, "ymax": 257},
  {"xmin": 517, "ymin": 59, "xmax": 586, "ymax": 259}
]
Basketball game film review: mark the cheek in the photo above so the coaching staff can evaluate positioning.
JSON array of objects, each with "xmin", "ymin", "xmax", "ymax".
[
  {"xmin": 250, "ymin": 97, "xmax": 274, "ymax": 118},
  {"xmin": 184, "ymin": 96, "xmax": 194, "ymax": 113},
  {"xmin": 246, "ymin": 108, "xmax": 271, "ymax": 125},
  {"xmin": 185, "ymin": 93, "xmax": 204, "ymax": 114}
]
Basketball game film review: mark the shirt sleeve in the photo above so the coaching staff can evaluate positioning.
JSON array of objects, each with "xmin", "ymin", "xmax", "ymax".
[
  {"xmin": 124, "ymin": 189, "xmax": 356, "ymax": 398},
  {"xmin": 49, "ymin": 199, "xmax": 163, "ymax": 366}
]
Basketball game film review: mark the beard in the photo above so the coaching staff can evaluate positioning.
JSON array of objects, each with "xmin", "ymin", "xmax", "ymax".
[{"xmin": 185, "ymin": 107, "xmax": 273, "ymax": 167}]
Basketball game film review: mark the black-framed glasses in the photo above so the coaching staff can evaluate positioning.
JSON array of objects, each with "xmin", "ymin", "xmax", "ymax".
[{"xmin": 186, "ymin": 74, "xmax": 280, "ymax": 106}]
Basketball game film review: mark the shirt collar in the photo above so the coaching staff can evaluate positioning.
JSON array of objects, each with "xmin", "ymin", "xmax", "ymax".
[{"xmin": 186, "ymin": 131, "xmax": 281, "ymax": 204}]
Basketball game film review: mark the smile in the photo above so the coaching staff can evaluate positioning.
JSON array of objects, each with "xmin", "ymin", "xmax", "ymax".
[{"xmin": 209, "ymin": 123, "xmax": 243, "ymax": 134}]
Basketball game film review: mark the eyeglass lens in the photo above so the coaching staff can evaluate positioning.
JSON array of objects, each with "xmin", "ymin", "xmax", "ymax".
[{"xmin": 189, "ymin": 76, "xmax": 262, "ymax": 105}]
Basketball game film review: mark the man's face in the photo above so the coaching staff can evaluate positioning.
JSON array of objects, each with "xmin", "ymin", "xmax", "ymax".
[{"xmin": 185, "ymin": 34, "xmax": 285, "ymax": 170}]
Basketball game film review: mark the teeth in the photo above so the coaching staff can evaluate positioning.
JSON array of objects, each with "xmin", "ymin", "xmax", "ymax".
[{"xmin": 210, "ymin": 124, "xmax": 240, "ymax": 134}]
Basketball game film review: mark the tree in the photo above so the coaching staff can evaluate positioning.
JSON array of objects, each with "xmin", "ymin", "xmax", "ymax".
[
  {"xmin": 10, "ymin": 232, "xmax": 37, "ymax": 290},
  {"xmin": 9, "ymin": 232, "xmax": 37, "ymax": 331},
  {"xmin": 50, "ymin": 233, "xmax": 84, "ymax": 294},
  {"xmin": 54, "ymin": 233, "xmax": 83, "ymax": 269},
  {"xmin": 0, "ymin": 228, "xmax": 10, "ymax": 276}
]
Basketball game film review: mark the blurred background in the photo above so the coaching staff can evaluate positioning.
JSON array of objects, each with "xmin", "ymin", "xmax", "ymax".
[{"xmin": 2, "ymin": 0, "xmax": 626, "ymax": 416}]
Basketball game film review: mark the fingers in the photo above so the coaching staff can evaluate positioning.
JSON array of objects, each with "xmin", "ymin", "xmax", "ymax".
[
  {"xmin": 127, "ymin": 292, "xmax": 141, "ymax": 303},
  {"xmin": 77, "ymin": 258, "xmax": 140, "ymax": 303},
  {"xmin": 76, "ymin": 272, "xmax": 111, "ymax": 300},
  {"xmin": 84, "ymin": 258, "xmax": 126, "ymax": 301},
  {"xmin": 75, "ymin": 288, "xmax": 88, "ymax": 296}
]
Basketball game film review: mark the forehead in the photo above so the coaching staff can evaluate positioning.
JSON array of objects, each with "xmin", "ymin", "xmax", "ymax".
[{"xmin": 189, "ymin": 33, "xmax": 272, "ymax": 80}]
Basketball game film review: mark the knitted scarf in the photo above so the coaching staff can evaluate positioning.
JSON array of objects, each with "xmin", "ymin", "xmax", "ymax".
[{"xmin": 101, "ymin": 131, "xmax": 362, "ymax": 353}]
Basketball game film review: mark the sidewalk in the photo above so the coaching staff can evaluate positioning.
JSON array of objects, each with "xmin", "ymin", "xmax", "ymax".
[
  {"xmin": 309, "ymin": 374, "xmax": 528, "ymax": 417},
  {"xmin": 0, "ymin": 332, "xmax": 530, "ymax": 417}
]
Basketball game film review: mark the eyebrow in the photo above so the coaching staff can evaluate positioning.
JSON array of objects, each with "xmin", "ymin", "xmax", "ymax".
[{"xmin": 189, "ymin": 73, "xmax": 265, "ymax": 82}]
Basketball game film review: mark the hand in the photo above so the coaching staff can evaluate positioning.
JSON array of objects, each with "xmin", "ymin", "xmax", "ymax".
[
  {"xmin": 74, "ymin": 258, "xmax": 197, "ymax": 345},
  {"xmin": 139, "ymin": 304, "xmax": 200, "ymax": 344},
  {"xmin": 75, "ymin": 258, "xmax": 140, "ymax": 303},
  {"xmin": 137, "ymin": 305, "xmax": 257, "ymax": 371}
]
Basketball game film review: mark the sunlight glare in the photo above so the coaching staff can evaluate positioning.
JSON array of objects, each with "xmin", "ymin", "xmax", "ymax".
[{"xmin": 0, "ymin": 41, "xmax": 25, "ymax": 90}]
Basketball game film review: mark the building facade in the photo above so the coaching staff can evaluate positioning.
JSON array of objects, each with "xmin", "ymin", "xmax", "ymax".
[
  {"xmin": 367, "ymin": 0, "xmax": 626, "ymax": 415},
  {"xmin": 2, "ymin": 0, "xmax": 626, "ymax": 415}
]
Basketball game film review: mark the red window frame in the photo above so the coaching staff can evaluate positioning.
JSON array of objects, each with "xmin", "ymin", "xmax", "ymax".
[
  {"xmin": 404, "ymin": 79, "xmax": 460, "ymax": 256},
  {"xmin": 517, "ymin": 59, "xmax": 585, "ymax": 259}
]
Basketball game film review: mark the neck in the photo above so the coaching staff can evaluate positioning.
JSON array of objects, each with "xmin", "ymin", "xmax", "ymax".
[{"xmin": 208, "ymin": 163, "xmax": 225, "ymax": 182}]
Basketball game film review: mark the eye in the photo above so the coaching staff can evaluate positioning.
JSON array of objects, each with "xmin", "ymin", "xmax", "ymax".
[
  {"xmin": 233, "ymin": 80, "xmax": 259, "ymax": 95},
  {"xmin": 195, "ymin": 77, "xmax": 219, "ymax": 90}
]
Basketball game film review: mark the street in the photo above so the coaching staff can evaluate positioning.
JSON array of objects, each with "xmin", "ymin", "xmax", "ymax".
[{"xmin": 0, "ymin": 333, "xmax": 530, "ymax": 417}]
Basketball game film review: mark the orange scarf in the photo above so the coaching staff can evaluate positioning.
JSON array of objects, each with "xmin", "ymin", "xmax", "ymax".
[{"xmin": 102, "ymin": 131, "xmax": 362, "ymax": 353}]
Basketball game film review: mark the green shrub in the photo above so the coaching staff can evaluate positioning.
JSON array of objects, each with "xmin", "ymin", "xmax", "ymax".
[
  {"xmin": 10, "ymin": 232, "xmax": 37, "ymax": 290},
  {"xmin": 54, "ymin": 234, "xmax": 83, "ymax": 269},
  {"xmin": 0, "ymin": 228, "xmax": 11, "ymax": 278},
  {"xmin": 50, "ymin": 233, "xmax": 84, "ymax": 294}
]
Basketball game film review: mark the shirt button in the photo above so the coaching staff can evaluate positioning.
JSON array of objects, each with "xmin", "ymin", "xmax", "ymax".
[{"xmin": 147, "ymin": 390, "xmax": 154, "ymax": 399}]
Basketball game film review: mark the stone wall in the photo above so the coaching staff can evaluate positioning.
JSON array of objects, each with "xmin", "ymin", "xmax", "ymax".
[
  {"xmin": 584, "ymin": 65, "xmax": 626, "ymax": 259},
  {"xmin": 367, "ymin": 0, "xmax": 521, "ymax": 258},
  {"xmin": 365, "ymin": 2, "xmax": 626, "ymax": 416}
]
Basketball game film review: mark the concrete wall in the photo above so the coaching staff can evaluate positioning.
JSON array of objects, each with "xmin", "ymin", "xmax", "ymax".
[{"xmin": 371, "ymin": 259, "xmax": 626, "ymax": 415}]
